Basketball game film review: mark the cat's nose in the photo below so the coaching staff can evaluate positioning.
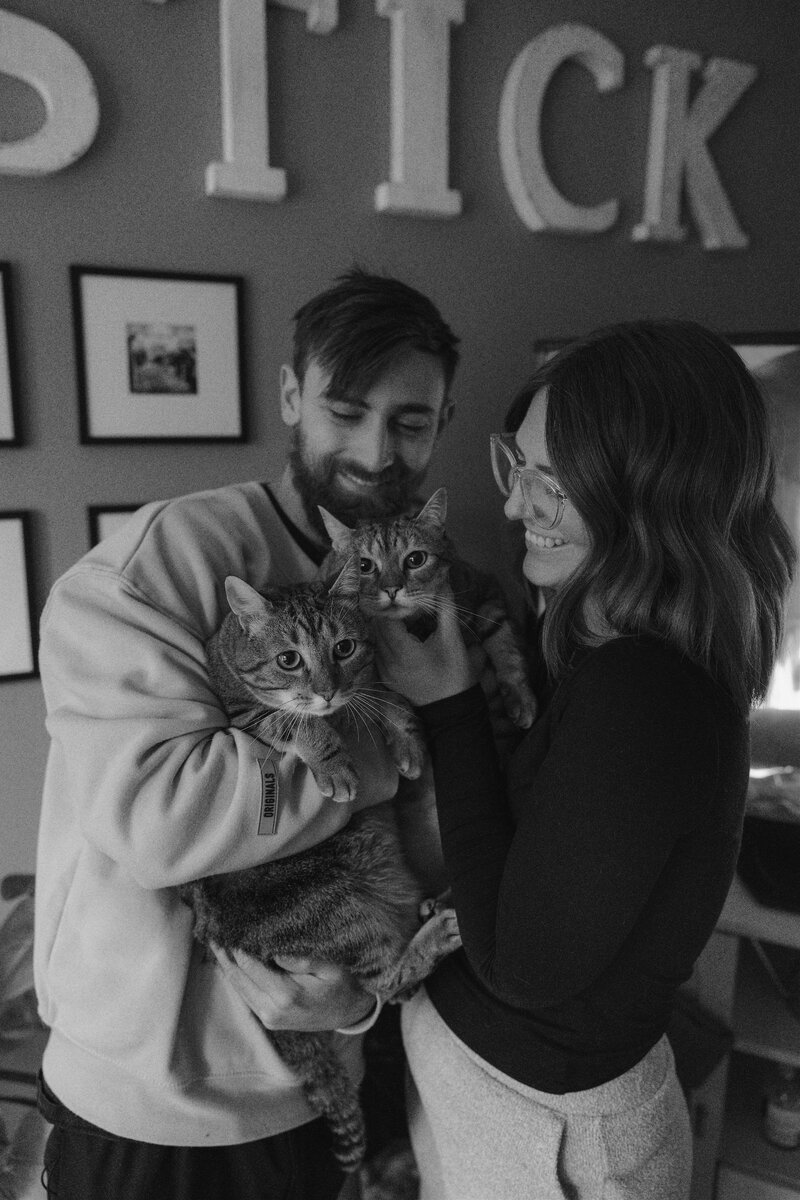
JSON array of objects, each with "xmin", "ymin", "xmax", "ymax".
[{"xmin": 385, "ymin": 587, "xmax": 400, "ymax": 601}]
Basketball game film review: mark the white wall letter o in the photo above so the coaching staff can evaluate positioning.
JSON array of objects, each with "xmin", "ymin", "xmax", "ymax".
[
  {"xmin": 0, "ymin": 9, "xmax": 99, "ymax": 176},
  {"xmin": 499, "ymin": 23, "xmax": 623, "ymax": 234}
]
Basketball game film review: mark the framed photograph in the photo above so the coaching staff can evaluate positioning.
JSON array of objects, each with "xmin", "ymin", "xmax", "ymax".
[
  {"xmin": 87, "ymin": 504, "xmax": 141, "ymax": 547},
  {"xmin": 727, "ymin": 332, "xmax": 800, "ymax": 375},
  {"xmin": 0, "ymin": 263, "xmax": 21, "ymax": 445},
  {"xmin": 71, "ymin": 267, "xmax": 245, "ymax": 443},
  {"xmin": 0, "ymin": 512, "xmax": 36, "ymax": 681},
  {"xmin": 728, "ymin": 334, "xmax": 800, "ymax": 712}
]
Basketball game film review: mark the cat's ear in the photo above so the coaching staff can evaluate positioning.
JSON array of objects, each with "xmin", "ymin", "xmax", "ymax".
[
  {"xmin": 318, "ymin": 506, "xmax": 354, "ymax": 551},
  {"xmin": 327, "ymin": 555, "xmax": 361, "ymax": 600},
  {"xmin": 416, "ymin": 487, "xmax": 448, "ymax": 528},
  {"xmin": 224, "ymin": 575, "xmax": 271, "ymax": 631}
]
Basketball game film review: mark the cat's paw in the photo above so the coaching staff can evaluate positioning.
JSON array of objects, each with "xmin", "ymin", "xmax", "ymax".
[
  {"xmin": 430, "ymin": 907, "xmax": 461, "ymax": 951},
  {"xmin": 500, "ymin": 680, "xmax": 537, "ymax": 729},
  {"xmin": 390, "ymin": 733, "xmax": 427, "ymax": 780},
  {"xmin": 316, "ymin": 760, "xmax": 359, "ymax": 804},
  {"xmin": 419, "ymin": 888, "xmax": 454, "ymax": 921}
]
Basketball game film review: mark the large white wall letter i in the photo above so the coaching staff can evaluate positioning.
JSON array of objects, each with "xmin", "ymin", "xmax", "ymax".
[
  {"xmin": 206, "ymin": 0, "xmax": 338, "ymax": 201},
  {"xmin": 375, "ymin": 0, "xmax": 464, "ymax": 218}
]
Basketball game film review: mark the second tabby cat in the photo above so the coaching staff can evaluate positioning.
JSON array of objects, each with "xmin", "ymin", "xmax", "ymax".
[{"xmin": 320, "ymin": 487, "xmax": 537, "ymax": 730}]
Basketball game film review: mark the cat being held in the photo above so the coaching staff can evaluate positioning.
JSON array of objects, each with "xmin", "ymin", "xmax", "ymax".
[
  {"xmin": 182, "ymin": 558, "xmax": 460, "ymax": 1172},
  {"xmin": 206, "ymin": 557, "xmax": 426, "ymax": 803},
  {"xmin": 320, "ymin": 487, "xmax": 537, "ymax": 731}
]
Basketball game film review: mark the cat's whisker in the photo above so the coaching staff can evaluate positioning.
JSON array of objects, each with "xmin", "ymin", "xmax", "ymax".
[
  {"xmin": 356, "ymin": 687, "xmax": 418, "ymax": 718},
  {"xmin": 343, "ymin": 699, "xmax": 380, "ymax": 749},
  {"xmin": 417, "ymin": 592, "xmax": 504, "ymax": 629},
  {"xmin": 351, "ymin": 696, "xmax": 411, "ymax": 739}
]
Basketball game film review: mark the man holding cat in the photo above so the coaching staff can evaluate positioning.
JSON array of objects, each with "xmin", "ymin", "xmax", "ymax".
[{"xmin": 33, "ymin": 269, "xmax": 459, "ymax": 1200}]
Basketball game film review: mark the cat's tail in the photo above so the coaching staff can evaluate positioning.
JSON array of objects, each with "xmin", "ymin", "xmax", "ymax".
[{"xmin": 270, "ymin": 1029, "xmax": 366, "ymax": 1173}]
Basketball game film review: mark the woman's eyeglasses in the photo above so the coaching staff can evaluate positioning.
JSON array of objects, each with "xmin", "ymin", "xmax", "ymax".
[{"xmin": 490, "ymin": 434, "xmax": 568, "ymax": 531}]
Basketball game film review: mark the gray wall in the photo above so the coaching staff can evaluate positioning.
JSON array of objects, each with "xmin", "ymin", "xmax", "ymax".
[{"xmin": 2, "ymin": 0, "xmax": 799, "ymax": 911}]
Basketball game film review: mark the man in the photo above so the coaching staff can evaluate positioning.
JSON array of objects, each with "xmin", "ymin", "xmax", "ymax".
[{"xmin": 33, "ymin": 269, "xmax": 459, "ymax": 1200}]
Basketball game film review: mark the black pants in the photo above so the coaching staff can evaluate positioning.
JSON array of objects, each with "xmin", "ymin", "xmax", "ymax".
[{"xmin": 37, "ymin": 1073, "xmax": 345, "ymax": 1200}]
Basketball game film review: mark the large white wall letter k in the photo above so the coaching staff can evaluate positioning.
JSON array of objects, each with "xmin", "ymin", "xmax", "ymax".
[{"xmin": 633, "ymin": 46, "xmax": 757, "ymax": 250}]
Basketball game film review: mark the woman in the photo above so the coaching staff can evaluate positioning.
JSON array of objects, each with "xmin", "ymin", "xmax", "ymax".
[{"xmin": 376, "ymin": 320, "xmax": 796, "ymax": 1200}]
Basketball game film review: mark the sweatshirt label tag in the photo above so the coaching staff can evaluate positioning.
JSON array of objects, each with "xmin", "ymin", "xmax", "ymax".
[{"xmin": 256, "ymin": 757, "xmax": 279, "ymax": 835}]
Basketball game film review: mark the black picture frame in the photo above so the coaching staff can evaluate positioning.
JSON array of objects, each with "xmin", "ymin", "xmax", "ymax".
[
  {"xmin": 87, "ymin": 504, "xmax": 142, "ymax": 548},
  {"xmin": 0, "ymin": 511, "xmax": 37, "ymax": 681},
  {"xmin": 0, "ymin": 264, "xmax": 21, "ymax": 446},
  {"xmin": 728, "ymin": 334, "xmax": 800, "ymax": 713},
  {"xmin": 71, "ymin": 266, "xmax": 245, "ymax": 444},
  {"xmin": 726, "ymin": 332, "xmax": 800, "ymax": 372}
]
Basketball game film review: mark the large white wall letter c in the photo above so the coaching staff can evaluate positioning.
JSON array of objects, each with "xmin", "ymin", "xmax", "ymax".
[
  {"xmin": 498, "ymin": 23, "xmax": 623, "ymax": 234},
  {"xmin": 0, "ymin": 10, "xmax": 99, "ymax": 176}
]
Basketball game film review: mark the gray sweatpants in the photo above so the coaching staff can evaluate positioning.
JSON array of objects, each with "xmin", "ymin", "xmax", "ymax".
[{"xmin": 402, "ymin": 989, "xmax": 692, "ymax": 1200}]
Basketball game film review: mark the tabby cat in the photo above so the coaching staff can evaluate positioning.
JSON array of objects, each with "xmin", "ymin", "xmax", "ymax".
[
  {"xmin": 181, "ymin": 558, "xmax": 460, "ymax": 1172},
  {"xmin": 320, "ymin": 487, "xmax": 537, "ymax": 730}
]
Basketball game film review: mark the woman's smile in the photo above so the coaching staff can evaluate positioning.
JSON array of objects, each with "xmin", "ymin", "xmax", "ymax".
[{"xmin": 524, "ymin": 527, "xmax": 567, "ymax": 550}]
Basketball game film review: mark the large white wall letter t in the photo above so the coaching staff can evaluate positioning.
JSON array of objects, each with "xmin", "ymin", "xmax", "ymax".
[
  {"xmin": 498, "ymin": 24, "xmax": 623, "ymax": 234},
  {"xmin": 206, "ymin": 0, "xmax": 338, "ymax": 201},
  {"xmin": 632, "ymin": 46, "xmax": 756, "ymax": 250},
  {"xmin": 375, "ymin": 0, "xmax": 464, "ymax": 219},
  {"xmin": 0, "ymin": 9, "xmax": 99, "ymax": 176}
]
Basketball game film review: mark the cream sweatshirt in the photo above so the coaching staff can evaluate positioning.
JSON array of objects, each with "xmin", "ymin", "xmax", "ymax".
[{"xmin": 34, "ymin": 482, "xmax": 401, "ymax": 1145}]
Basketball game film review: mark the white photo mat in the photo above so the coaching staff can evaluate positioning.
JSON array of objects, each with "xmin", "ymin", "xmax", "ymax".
[
  {"xmin": 73, "ymin": 268, "xmax": 244, "ymax": 441},
  {"xmin": 0, "ymin": 514, "xmax": 35, "ymax": 680}
]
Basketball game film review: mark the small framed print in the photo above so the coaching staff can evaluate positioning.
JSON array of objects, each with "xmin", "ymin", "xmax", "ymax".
[
  {"xmin": 0, "ymin": 263, "xmax": 21, "ymax": 445},
  {"xmin": 71, "ymin": 267, "xmax": 245, "ymax": 443},
  {"xmin": 0, "ymin": 512, "xmax": 36, "ymax": 681},
  {"xmin": 727, "ymin": 332, "xmax": 800, "ymax": 375},
  {"xmin": 728, "ymin": 333, "xmax": 800, "ymax": 712},
  {"xmin": 87, "ymin": 504, "xmax": 141, "ymax": 547}
]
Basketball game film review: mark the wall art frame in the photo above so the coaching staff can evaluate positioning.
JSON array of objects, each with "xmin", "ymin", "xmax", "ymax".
[
  {"xmin": 0, "ymin": 511, "xmax": 37, "ymax": 682},
  {"xmin": 87, "ymin": 503, "xmax": 142, "ymax": 547},
  {"xmin": 71, "ymin": 266, "xmax": 245, "ymax": 444},
  {"xmin": 0, "ymin": 263, "xmax": 21, "ymax": 446},
  {"xmin": 726, "ymin": 331, "xmax": 800, "ymax": 375}
]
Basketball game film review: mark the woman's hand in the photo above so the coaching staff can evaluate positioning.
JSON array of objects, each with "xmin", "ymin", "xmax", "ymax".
[
  {"xmin": 374, "ymin": 596, "xmax": 477, "ymax": 706},
  {"xmin": 210, "ymin": 944, "xmax": 375, "ymax": 1031}
]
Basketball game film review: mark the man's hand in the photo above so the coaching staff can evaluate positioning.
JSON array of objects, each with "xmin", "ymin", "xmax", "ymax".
[{"xmin": 210, "ymin": 944, "xmax": 375, "ymax": 1031}]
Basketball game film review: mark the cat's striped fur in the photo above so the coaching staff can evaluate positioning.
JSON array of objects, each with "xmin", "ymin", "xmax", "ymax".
[
  {"xmin": 205, "ymin": 558, "xmax": 426, "ymax": 802},
  {"xmin": 181, "ymin": 560, "xmax": 460, "ymax": 1172},
  {"xmin": 320, "ymin": 488, "xmax": 537, "ymax": 730}
]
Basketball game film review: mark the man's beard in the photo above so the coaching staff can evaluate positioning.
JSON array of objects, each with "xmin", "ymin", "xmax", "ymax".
[{"xmin": 288, "ymin": 429, "xmax": 427, "ymax": 539}]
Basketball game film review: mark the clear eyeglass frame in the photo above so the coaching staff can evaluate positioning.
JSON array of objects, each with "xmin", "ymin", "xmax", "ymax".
[{"xmin": 489, "ymin": 433, "xmax": 568, "ymax": 531}]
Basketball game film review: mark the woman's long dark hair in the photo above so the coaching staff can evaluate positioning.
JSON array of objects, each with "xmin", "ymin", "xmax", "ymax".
[{"xmin": 507, "ymin": 320, "xmax": 796, "ymax": 713}]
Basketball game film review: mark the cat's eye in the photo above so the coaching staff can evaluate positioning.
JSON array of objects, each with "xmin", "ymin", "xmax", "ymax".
[
  {"xmin": 276, "ymin": 650, "xmax": 303, "ymax": 671},
  {"xmin": 333, "ymin": 639, "xmax": 357, "ymax": 660},
  {"xmin": 404, "ymin": 550, "xmax": 428, "ymax": 570},
  {"xmin": 359, "ymin": 557, "xmax": 375, "ymax": 575}
]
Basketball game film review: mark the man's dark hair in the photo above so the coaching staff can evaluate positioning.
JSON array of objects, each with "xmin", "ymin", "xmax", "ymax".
[{"xmin": 292, "ymin": 268, "xmax": 460, "ymax": 403}]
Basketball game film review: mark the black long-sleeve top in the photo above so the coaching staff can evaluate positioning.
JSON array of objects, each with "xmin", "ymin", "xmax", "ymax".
[{"xmin": 419, "ymin": 635, "xmax": 750, "ymax": 1093}]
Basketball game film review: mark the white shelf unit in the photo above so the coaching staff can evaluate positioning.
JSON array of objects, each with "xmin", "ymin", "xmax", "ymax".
[{"xmin": 690, "ymin": 876, "xmax": 800, "ymax": 1200}]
